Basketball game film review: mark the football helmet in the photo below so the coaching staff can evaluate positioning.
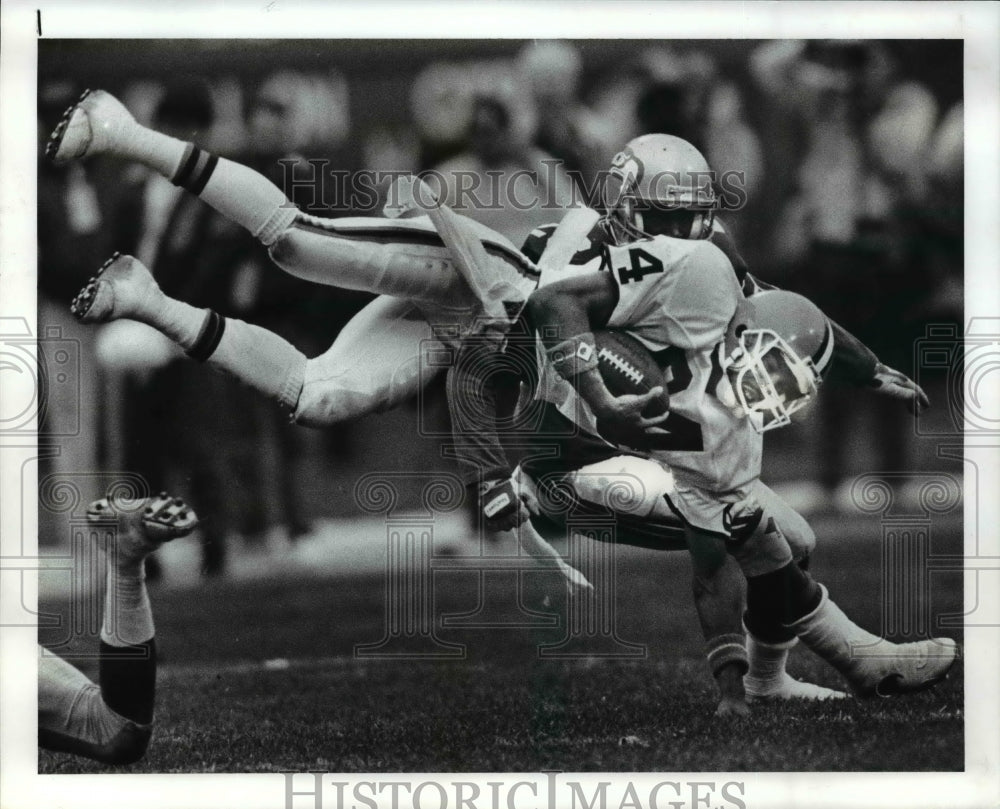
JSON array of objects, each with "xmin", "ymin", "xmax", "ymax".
[
  {"xmin": 721, "ymin": 290, "xmax": 834, "ymax": 432},
  {"xmin": 602, "ymin": 133, "xmax": 716, "ymax": 245}
]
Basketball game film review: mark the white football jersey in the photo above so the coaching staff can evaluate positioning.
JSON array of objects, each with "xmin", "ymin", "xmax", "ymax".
[
  {"xmin": 606, "ymin": 238, "xmax": 762, "ymax": 491},
  {"xmin": 536, "ymin": 230, "xmax": 763, "ymax": 492}
]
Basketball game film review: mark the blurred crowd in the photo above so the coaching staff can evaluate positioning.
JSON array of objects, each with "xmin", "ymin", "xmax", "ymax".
[{"xmin": 37, "ymin": 40, "xmax": 963, "ymax": 573}]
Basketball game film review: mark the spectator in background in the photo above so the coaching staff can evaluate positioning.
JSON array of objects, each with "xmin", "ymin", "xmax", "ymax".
[
  {"xmin": 634, "ymin": 47, "xmax": 709, "ymax": 147},
  {"xmin": 515, "ymin": 40, "xmax": 608, "ymax": 200},
  {"xmin": 630, "ymin": 48, "xmax": 764, "ymax": 246},
  {"xmin": 703, "ymin": 79, "xmax": 764, "ymax": 244},
  {"xmin": 751, "ymin": 40, "xmax": 944, "ymax": 504},
  {"xmin": 215, "ymin": 69, "xmax": 368, "ymax": 549},
  {"xmin": 894, "ymin": 102, "xmax": 963, "ymax": 423},
  {"xmin": 918, "ymin": 100, "xmax": 963, "ymax": 323},
  {"xmin": 430, "ymin": 75, "xmax": 577, "ymax": 248},
  {"xmin": 409, "ymin": 61, "xmax": 476, "ymax": 171}
]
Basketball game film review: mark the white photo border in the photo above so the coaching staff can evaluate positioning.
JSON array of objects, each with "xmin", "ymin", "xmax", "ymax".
[{"xmin": 2, "ymin": 1, "xmax": 998, "ymax": 808}]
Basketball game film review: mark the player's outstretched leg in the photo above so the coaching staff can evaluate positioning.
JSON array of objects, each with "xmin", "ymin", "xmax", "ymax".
[
  {"xmin": 70, "ymin": 254, "xmax": 437, "ymax": 426},
  {"xmin": 38, "ymin": 491, "xmax": 198, "ymax": 764},
  {"xmin": 48, "ymin": 89, "xmax": 297, "ymax": 246},
  {"xmin": 789, "ymin": 585, "xmax": 958, "ymax": 698},
  {"xmin": 71, "ymin": 253, "xmax": 307, "ymax": 415},
  {"xmin": 95, "ymin": 492, "xmax": 194, "ymax": 751},
  {"xmin": 46, "ymin": 89, "xmax": 476, "ymax": 302}
]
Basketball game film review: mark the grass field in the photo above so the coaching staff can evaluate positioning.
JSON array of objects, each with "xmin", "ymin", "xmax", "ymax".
[{"xmin": 37, "ymin": 512, "xmax": 964, "ymax": 773}]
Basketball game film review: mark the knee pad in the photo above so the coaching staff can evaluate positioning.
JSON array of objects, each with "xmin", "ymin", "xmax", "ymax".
[
  {"xmin": 567, "ymin": 455, "xmax": 675, "ymax": 518},
  {"xmin": 730, "ymin": 518, "xmax": 795, "ymax": 579},
  {"xmin": 766, "ymin": 500, "xmax": 816, "ymax": 561},
  {"xmin": 294, "ymin": 357, "xmax": 423, "ymax": 427}
]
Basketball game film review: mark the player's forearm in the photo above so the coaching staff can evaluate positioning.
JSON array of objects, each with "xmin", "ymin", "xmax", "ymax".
[
  {"xmin": 826, "ymin": 319, "xmax": 880, "ymax": 386},
  {"xmin": 525, "ymin": 273, "xmax": 618, "ymax": 346},
  {"xmin": 526, "ymin": 295, "xmax": 615, "ymax": 412},
  {"xmin": 525, "ymin": 286, "xmax": 598, "ymax": 350},
  {"xmin": 445, "ymin": 347, "xmax": 513, "ymax": 486}
]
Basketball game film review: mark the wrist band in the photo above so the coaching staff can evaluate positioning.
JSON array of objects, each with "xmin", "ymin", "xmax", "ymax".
[
  {"xmin": 547, "ymin": 333, "xmax": 599, "ymax": 379},
  {"xmin": 705, "ymin": 632, "xmax": 749, "ymax": 678}
]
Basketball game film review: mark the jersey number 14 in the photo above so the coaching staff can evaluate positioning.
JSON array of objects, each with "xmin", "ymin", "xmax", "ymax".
[{"xmin": 616, "ymin": 248, "xmax": 664, "ymax": 285}]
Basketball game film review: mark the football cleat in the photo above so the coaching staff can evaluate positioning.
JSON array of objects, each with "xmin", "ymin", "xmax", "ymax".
[
  {"xmin": 87, "ymin": 491, "xmax": 199, "ymax": 563},
  {"xmin": 70, "ymin": 253, "xmax": 159, "ymax": 324},
  {"xmin": 46, "ymin": 88, "xmax": 136, "ymax": 165},
  {"xmin": 792, "ymin": 585, "xmax": 960, "ymax": 698},
  {"xmin": 847, "ymin": 637, "xmax": 959, "ymax": 698},
  {"xmin": 744, "ymin": 672, "xmax": 847, "ymax": 702}
]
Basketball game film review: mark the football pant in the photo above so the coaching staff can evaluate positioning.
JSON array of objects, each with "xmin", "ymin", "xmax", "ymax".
[
  {"xmin": 293, "ymin": 295, "xmax": 445, "ymax": 427},
  {"xmin": 668, "ymin": 479, "xmax": 816, "ymax": 577}
]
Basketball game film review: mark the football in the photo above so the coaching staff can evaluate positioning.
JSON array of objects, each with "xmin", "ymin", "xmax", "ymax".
[{"xmin": 594, "ymin": 330, "xmax": 670, "ymax": 447}]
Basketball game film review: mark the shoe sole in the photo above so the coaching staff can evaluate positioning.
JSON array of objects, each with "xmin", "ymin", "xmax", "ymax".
[
  {"xmin": 46, "ymin": 89, "xmax": 93, "ymax": 164},
  {"xmin": 70, "ymin": 252, "xmax": 122, "ymax": 322},
  {"xmin": 87, "ymin": 491, "xmax": 199, "ymax": 541}
]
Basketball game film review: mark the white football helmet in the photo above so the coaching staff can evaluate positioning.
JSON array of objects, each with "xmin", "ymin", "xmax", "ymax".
[
  {"xmin": 720, "ymin": 290, "xmax": 834, "ymax": 432},
  {"xmin": 602, "ymin": 133, "xmax": 716, "ymax": 245}
]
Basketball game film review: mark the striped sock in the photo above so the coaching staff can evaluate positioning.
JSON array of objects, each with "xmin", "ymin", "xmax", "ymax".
[
  {"xmin": 184, "ymin": 311, "xmax": 306, "ymax": 412},
  {"xmin": 171, "ymin": 144, "xmax": 297, "ymax": 245},
  {"xmin": 114, "ymin": 124, "xmax": 295, "ymax": 244},
  {"xmin": 171, "ymin": 143, "xmax": 219, "ymax": 195}
]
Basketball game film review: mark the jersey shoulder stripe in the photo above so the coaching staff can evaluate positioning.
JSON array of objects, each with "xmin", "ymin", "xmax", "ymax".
[
  {"xmin": 521, "ymin": 220, "xmax": 610, "ymax": 269},
  {"xmin": 295, "ymin": 213, "xmax": 540, "ymax": 280},
  {"xmin": 521, "ymin": 224, "xmax": 558, "ymax": 263}
]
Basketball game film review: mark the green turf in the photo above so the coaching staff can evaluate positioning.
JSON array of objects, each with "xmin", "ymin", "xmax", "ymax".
[{"xmin": 38, "ymin": 515, "xmax": 964, "ymax": 773}]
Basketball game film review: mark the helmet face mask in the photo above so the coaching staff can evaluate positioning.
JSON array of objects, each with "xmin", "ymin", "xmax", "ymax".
[
  {"xmin": 602, "ymin": 135, "xmax": 716, "ymax": 245},
  {"xmin": 725, "ymin": 328, "xmax": 821, "ymax": 432},
  {"xmin": 720, "ymin": 290, "xmax": 834, "ymax": 433}
]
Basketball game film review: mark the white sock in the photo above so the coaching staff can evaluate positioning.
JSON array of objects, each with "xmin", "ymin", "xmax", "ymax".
[
  {"xmin": 144, "ymin": 295, "xmax": 210, "ymax": 352},
  {"xmin": 746, "ymin": 634, "xmax": 796, "ymax": 684},
  {"xmin": 788, "ymin": 584, "xmax": 886, "ymax": 675},
  {"xmin": 100, "ymin": 558, "xmax": 154, "ymax": 648},
  {"xmin": 118, "ymin": 117, "xmax": 297, "ymax": 245},
  {"xmin": 117, "ymin": 125, "xmax": 188, "ymax": 181},
  {"xmin": 197, "ymin": 156, "xmax": 298, "ymax": 245},
  {"xmin": 203, "ymin": 317, "xmax": 307, "ymax": 410}
]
